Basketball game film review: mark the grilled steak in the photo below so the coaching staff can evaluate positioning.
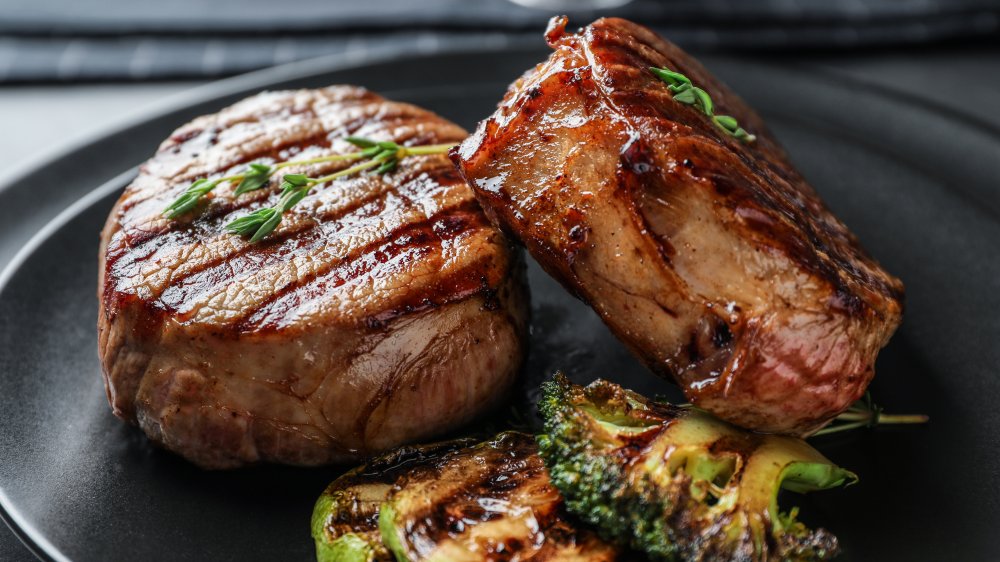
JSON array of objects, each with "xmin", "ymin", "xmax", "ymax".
[
  {"xmin": 313, "ymin": 432, "xmax": 618, "ymax": 561},
  {"xmin": 452, "ymin": 17, "xmax": 904, "ymax": 435},
  {"xmin": 98, "ymin": 86, "xmax": 529, "ymax": 469}
]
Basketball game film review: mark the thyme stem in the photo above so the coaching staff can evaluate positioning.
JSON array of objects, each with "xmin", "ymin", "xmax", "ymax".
[
  {"xmin": 273, "ymin": 151, "xmax": 365, "ymax": 170},
  {"xmin": 812, "ymin": 394, "xmax": 928, "ymax": 437},
  {"xmin": 219, "ymin": 137, "xmax": 456, "ymax": 242},
  {"xmin": 874, "ymin": 413, "xmax": 931, "ymax": 425},
  {"xmin": 308, "ymin": 158, "xmax": 382, "ymax": 184}
]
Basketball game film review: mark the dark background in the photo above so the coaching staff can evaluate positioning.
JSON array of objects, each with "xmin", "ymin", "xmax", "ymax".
[
  {"xmin": 2, "ymin": 0, "xmax": 999, "ymax": 559},
  {"xmin": 3, "ymin": 0, "xmax": 1000, "ymax": 168}
]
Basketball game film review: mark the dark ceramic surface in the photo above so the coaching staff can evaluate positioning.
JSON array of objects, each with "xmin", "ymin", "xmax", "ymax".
[{"xmin": 1, "ymin": 48, "xmax": 998, "ymax": 561}]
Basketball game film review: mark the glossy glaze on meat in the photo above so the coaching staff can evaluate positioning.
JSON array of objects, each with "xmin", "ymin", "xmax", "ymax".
[
  {"xmin": 98, "ymin": 86, "xmax": 528, "ymax": 468},
  {"xmin": 452, "ymin": 17, "xmax": 903, "ymax": 435}
]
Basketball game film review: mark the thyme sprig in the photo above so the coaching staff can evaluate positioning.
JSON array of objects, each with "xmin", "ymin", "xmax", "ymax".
[
  {"xmin": 650, "ymin": 66, "xmax": 756, "ymax": 143},
  {"xmin": 678, "ymin": 391, "xmax": 926, "ymax": 438},
  {"xmin": 162, "ymin": 150, "xmax": 367, "ymax": 219},
  {"xmin": 813, "ymin": 393, "xmax": 928, "ymax": 437},
  {"xmin": 162, "ymin": 136, "xmax": 455, "ymax": 241},
  {"xmin": 162, "ymin": 178, "xmax": 220, "ymax": 218}
]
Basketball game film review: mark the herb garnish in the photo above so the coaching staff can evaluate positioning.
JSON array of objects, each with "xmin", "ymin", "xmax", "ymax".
[
  {"xmin": 813, "ymin": 392, "xmax": 928, "ymax": 437},
  {"xmin": 650, "ymin": 66, "xmax": 756, "ymax": 143},
  {"xmin": 162, "ymin": 136, "xmax": 455, "ymax": 241}
]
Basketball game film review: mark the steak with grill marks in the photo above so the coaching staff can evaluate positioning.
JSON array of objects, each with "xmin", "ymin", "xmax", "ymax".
[
  {"xmin": 451, "ymin": 17, "xmax": 904, "ymax": 435},
  {"xmin": 98, "ymin": 86, "xmax": 528, "ymax": 469}
]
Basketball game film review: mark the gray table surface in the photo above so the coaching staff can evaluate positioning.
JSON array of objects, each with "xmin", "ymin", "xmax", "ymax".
[{"xmin": 1, "ymin": 46, "xmax": 997, "ymax": 561}]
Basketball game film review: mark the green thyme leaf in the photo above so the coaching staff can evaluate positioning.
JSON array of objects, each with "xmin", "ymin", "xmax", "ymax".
[
  {"xmin": 376, "ymin": 160, "xmax": 397, "ymax": 174},
  {"xmin": 234, "ymin": 163, "xmax": 273, "ymax": 195},
  {"xmin": 691, "ymin": 87, "xmax": 713, "ymax": 116},
  {"xmin": 344, "ymin": 136, "xmax": 378, "ymax": 149},
  {"xmin": 649, "ymin": 67, "xmax": 691, "ymax": 91},
  {"xmin": 280, "ymin": 173, "xmax": 311, "ymax": 189},
  {"xmin": 225, "ymin": 207, "xmax": 281, "ymax": 242},
  {"xmin": 713, "ymin": 115, "xmax": 757, "ymax": 142},
  {"xmin": 279, "ymin": 191, "xmax": 309, "ymax": 212},
  {"xmin": 672, "ymin": 87, "xmax": 697, "ymax": 105},
  {"xmin": 250, "ymin": 209, "xmax": 284, "ymax": 242},
  {"xmin": 225, "ymin": 172, "xmax": 315, "ymax": 242},
  {"xmin": 163, "ymin": 178, "xmax": 219, "ymax": 218},
  {"xmin": 343, "ymin": 138, "xmax": 405, "ymax": 176},
  {"xmin": 713, "ymin": 115, "xmax": 739, "ymax": 130},
  {"xmin": 277, "ymin": 175, "xmax": 313, "ymax": 211}
]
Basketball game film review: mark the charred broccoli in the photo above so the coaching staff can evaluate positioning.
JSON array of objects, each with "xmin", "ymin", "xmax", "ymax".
[{"xmin": 537, "ymin": 374, "xmax": 857, "ymax": 562}]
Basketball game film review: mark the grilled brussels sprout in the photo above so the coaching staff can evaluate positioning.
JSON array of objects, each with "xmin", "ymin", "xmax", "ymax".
[
  {"xmin": 312, "ymin": 432, "xmax": 617, "ymax": 562},
  {"xmin": 537, "ymin": 375, "xmax": 857, "ymax": 562}
]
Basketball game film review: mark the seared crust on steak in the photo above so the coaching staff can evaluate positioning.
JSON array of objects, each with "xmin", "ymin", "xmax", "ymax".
[
  {"xmin": 452, "ymin": 17, "xmax": 903, "ymax": 435},
  {"xmin": 98, "ymin": 86, "xmax": 528, "ymax": 468}
]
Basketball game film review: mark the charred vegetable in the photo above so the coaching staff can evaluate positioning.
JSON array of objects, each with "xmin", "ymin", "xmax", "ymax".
[
  {"xmin": 312, "ymin": 432, "xmax": 617, "ymax": 562},
  {"xmin": 312, "ymin": 439, "xmax": 474, "ymax": 562},
  {"xmin": 537, "ymin": 375, "xmax": 857, "ymax": 562}
]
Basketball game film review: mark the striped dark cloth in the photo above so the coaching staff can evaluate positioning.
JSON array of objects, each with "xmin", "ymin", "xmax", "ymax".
[{"xmin": 1, "ymin": 0, "xmax": 998, "ymax": 82}]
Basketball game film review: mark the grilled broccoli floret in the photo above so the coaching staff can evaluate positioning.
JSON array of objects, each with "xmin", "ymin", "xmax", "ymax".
[{"xmin": 537, "ymin": 374, "xmax": 857, "ymax": 562}]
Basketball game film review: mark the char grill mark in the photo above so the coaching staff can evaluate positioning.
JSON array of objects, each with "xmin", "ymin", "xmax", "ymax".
[
  {"xmin": 147, "ymin": 171, "xmax": 471, "ymax": 323},
  {"xmin": 104, "ymin": 91, "xmax": 477, "ymax": 329},
  {"xmin": 233, "ymin": 201, "xmax": 492, "ymax": 332},
  {"xmin": 115, "ymin": 91, "xmax": 462, "ymax": 234},
  {"xmin": 104, "ymin": 167, "xmax": 407, "ymax": 299}
]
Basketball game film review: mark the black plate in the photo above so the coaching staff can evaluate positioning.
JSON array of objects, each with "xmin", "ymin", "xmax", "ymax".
[{"xmin": 2, "ymin": 46, "xmax": 999, "ymax": 562}]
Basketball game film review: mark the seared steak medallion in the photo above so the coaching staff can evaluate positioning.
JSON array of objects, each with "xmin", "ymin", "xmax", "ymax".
[
  {"xmin": 452, "ymin": 17, "xmax": 903, "ymax": 435},
  {"xmin": 98, "ymin": 86, "xmax": 528, "ymax": 469}
]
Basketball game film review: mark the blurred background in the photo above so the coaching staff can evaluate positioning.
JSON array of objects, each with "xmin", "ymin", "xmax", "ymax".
[
  {"xmin": 1, "ymin": 0, "xmax": 999, "ymax": 173},
  {"xmin": 0, "ymin": 0, "xmax": 998, "ymax": 559}
]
